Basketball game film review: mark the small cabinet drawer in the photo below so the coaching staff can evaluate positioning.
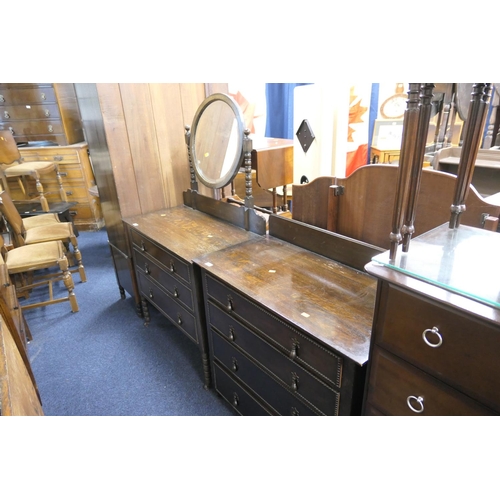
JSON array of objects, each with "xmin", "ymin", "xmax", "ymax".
[
  {"xmin": 376, "ymin": 283, "xmax": 500, "ymax": 411},
  {"xmin": 130, "ymin": 230, "xmax": 190, "ymax": 285},
  {"xmin": 205, "ymin": 274, "xmax": 342, "ymax": 387},
  {"xmin": 1, "ymin": 103, "xmax": 60, "ymax": 121},
  {"xmin": 366, "ymin": 347, "xmax": 496, "ymax": 416},
  {"xmin": 208, "ymin": 301, "xmax": 340, "ymax": 415},
  {"xmin": 135, "ymin": 250, "xmax": 193, "ymax": 311},
  {"xmin": 213, "ymin": 365, "xmax": 273, "ymax": 416},
  {"xmin": 137, "ymin": 272, "xmax": 197, "ymax": 343},
  {"xmin": 0, "ymin": 87, "xmax": 57, "ymax": 104},
  {"xmin": 212, "ymin": 331, "xmax": 321, "ymax": 416},
  {"xmin": 4, "ymin": 120, "xmax": 64, "ymax": 136}
]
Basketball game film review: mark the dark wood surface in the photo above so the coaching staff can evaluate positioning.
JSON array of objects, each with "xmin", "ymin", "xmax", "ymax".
[
  {"xmin": 196, "ymin": 235, "xmax": 377, "ymax": 365},
  {"xmin": 364, "ymin": 261, "xmax": 500, "ymax": 415},
  {"xmin": 124, "ymin": 205, "xmax": 262, "ymax": 262}
]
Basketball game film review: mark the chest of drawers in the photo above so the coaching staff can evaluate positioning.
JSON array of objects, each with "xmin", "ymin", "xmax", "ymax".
[
  {"xmin": 123, "ymin": 205, "xmax": 262, "ymax": 388},
  {"xmin": 364, "ymin": 262, "xmax": 500, "ymax": 416},
  {"xmin": 196, "ymin": 235, "xmax": 377, "ymax": 415},
  {"xmin": 0, "ymin": 83, "xmax": 84, "ymax": 146},
  {"xmin": 11, "ymin": 142, "xmax": 104, "ymax": 231}
]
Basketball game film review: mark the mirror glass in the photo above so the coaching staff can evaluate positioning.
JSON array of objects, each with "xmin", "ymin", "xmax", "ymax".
[{"xmin": 190, "ymin": 93, "xmax": 244, "ymax": 189}]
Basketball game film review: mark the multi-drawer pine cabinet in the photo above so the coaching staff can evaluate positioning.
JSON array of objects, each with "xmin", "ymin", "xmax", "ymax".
[
  {"xmin": 0, "ymin": 83, "xmax": 84, "ymax": 146},
  {"xmin": 11, "ymin": 142, "xmax": 104, "ymax": 231}
]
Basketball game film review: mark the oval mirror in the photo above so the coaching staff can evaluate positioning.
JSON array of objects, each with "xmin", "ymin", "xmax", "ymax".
[{"xmin": 190, "ymin": 93, "xmax": 245, "ymax": 189}]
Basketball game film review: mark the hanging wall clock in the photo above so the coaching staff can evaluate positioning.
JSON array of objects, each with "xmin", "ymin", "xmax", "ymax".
[{"xmin": 380, "ymin": 83, "xmax": 408, "ymax": 119}]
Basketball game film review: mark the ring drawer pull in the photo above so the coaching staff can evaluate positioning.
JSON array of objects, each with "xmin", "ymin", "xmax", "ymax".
[
  {"xmin": 177, "ymin": 313, "xmax": 182, "ymax": 325},
  {"xmin": 144, "ymin": 263, "xmax": 150, "ymax": 274},
  {"xmin": 232, "ymin": 392, "xmax": 239, "ymax": 407},
  {"xmin": 407, "ymin": 395, "xmax": 424, "ymax": 413},
  {"xmin": 148, "ymin": 288, "xmax": 154, "ymax": 299},
  {"xmin": 3, "ymin": 111, "xmax": 9, "ymax": 119},
  {"xmin": 173, "ymin": 287, "xmax": 179, "ymax": 298},
  {"xmin": 228, "ymin": 326, "xmax": 235, "ymax": 341},
  {"xmin": 44, "ymin": 109, "xmax": 51, "ymax": 117},
  {"xmin": 422, "ymin": 327, "xmax": 443, "ymax": 348},
  {"xmin": 169, "ymin": 261, "xmax": 176, "ymax": 273},
  {"xmin": 232, "ymin": 357, "xmax": 238, "ymax": 372}
]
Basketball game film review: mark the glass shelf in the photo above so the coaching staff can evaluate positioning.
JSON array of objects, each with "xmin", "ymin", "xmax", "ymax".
[{"xmin": 372, "ymin": 223, "xmax": 500, "ymax": 309}]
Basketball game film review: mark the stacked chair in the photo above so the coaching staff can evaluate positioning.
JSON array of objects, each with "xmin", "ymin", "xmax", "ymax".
[
  {"xmin": 0, "ymin": 130, "xmax": 69, "ymax": 212},
  {"xmin": 0, "ymin": 190, "xmax": 86, "ymax": 283},
  {"xmin": 0, "ymin": 190, "xmax": 85, "ymax": 313}
]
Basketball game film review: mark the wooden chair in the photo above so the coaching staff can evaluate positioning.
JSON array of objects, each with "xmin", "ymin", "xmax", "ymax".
[
  {"xmin": 0, "ymin": 130, "xmax": 68, "ymax": 212},
  {"xmin": 0, "ymin": 190, "xmax": 86, "ymax": 283},
  {"xmin": 0, "ymin": 232, "xmax": 79, "ymax": 313}
]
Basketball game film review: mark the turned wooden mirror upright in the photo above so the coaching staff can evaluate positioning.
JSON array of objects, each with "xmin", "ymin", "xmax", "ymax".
[{"xmin": 183, "ymin": 93, "xmax": 267, "ymax": 235}]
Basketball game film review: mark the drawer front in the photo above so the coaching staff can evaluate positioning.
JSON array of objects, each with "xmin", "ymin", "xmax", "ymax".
[
  {"xmin": 213, "ymin": 364, "xmax": 272, "ymax": 416},
  {"xmin": 130, "ymin": 230, "xmax": 190, "ymax": 285},
  {"xmin": 20, "ymin": 151, "xmax": 80, "ymax": 164},
  {"xmin": 366, "ymin": 347, "xmax": 496, "ymax": 416},
  {"xmin": 205, "ymin": 274, "xmax": 342, "ymax": 387},
  {"xmin": 208, "ymin": 301, "xmax": 339, "ymax": 415},
  {"xmin": 0, "ymin": 87, "xmax": 57, "ymax": 104},
  {"xmin": 135, "ymin": 250, "xmax": 193, "ymax": 311},
  {"xmin": 2, "ymin": 120, "xmax": 64, "ymax": 136},
  {"xmin": 212, "ymin": 331, "xmax": 321, "ymax": 416},
  {"xmin": 138, "ymin": 272, "xmax": 197, "ymax": 343},
  {"xmin": 1, "ymin": 103, "xmax": 60, "ymax": 121},
  {"xmin": 377, "ymin": 283, "xmax": 500, "ymax": 411}
]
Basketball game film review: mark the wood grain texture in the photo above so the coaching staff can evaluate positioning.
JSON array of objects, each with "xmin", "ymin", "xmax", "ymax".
[
  {"xmin": 196, "ymin": 236, "xmax": 377, "ymax": 365},
  {"xmin": 123, "ymin": 205, "xmax": 261, "ymax": 263}
]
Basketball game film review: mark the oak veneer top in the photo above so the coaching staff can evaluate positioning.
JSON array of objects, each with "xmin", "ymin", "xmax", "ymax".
[
  {"xmin": 196, "ymin": 235, "xmax": 377, "ymax": 365},
  {"xmin": 123, "ymin": 205, "xmax": 262, "ymax": 263}
]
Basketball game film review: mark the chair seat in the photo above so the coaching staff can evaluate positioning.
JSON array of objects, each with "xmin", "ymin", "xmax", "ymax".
[
  {"xmin": 24, "ymin": 222, "xmax": 74, "ymax": 245},
  {"xmin": 3, "ymin": 161, "xmax": 57, "ymax": 177},
  {"xmin": 5, "ymin": 240, "xmax": 66, "ymax": 273},
  {"xmin": 23, "ymin": 213, "xmax": 61, "ymax": 230}
]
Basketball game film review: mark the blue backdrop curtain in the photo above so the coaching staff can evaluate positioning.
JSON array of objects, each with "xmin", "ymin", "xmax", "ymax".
[
  {"xmin": 368, "ymin": 83, "xmax": 380, "ymax": 164},
  {"xmin": 265, "ymin": 83, "xmax": 312, "ymax": 139}
]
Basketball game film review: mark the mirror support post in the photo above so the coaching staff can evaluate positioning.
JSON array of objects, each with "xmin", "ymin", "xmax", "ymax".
[
  {"xmin": 185, "ymin": 125, "xmax": 199, "ymax": 192},
  {"xmin": 243, "ymin": 129, "xmax": 254, "ymax": 209}
]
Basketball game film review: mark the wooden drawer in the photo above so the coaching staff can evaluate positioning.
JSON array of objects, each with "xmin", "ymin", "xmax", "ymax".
[
  {"xmin": 208, "ymin": 301, "xmax": 340, "ymax": 415},
  {"xmin": 376, "ymin": 282, "xmax": 500, "ymax": 411},
  {"xmin": 130, "ymin": 230, "xmax": 191, "ymax": 285},
  {"xmin": 366, "ymin": 347, "xmax": 496, "ymax": 416},
  {"xmin": 3, "ymin": 120, "xmax": 65, "ymax": 136},
  {"xmin": 213, "ymin": 364, "xmax": 272, "ymax": 416},
  {"xmin": 1, "ymin": 103, "xmax": 61, "ymax": 121},
  {"xmin": 137, "ymin": 272, "xmax": 197, "ymax": 343},
  {"xmin": 205, "ymin": 274, "xmax": 342, "ymax": 387},
  {"xmin": 212, "ymin": 332, "xmax": 320, "ymax": 415},
  {"xmin": 20, "ymin": 150, "xmax": 80, "ymax": 164},
  {"xmin": 0, "ymin": 86, "xmax": 57, "ymax": 104},
  {"xmin": 134, "ymin": 250, "xmax": 193, "ymax": 311}
]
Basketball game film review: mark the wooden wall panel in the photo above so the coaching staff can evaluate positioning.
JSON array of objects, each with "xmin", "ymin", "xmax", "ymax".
[
  {"xmin": 95, "ymin": 83, "xmax": 142, "ymax": 217},
  {"xmin": 96, "ymin": 83, "xmax": 208, "ymax": 217}
]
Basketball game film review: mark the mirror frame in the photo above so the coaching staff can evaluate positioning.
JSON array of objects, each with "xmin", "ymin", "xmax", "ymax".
[{"xmin": 189, "ymin": 93, "xmax": 245, "ymax": 189}]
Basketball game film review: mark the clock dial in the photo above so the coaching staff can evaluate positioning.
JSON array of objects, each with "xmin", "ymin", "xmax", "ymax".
[{"xmin": 380, "ymin": 93, "xmax": 408, "ymax": 119}]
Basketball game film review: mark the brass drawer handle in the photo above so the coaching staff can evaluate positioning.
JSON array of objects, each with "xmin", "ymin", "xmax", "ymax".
[
  {"xmin": 59, "ymin": 171, "xmax": 68, "ymax": 176},
  {"xmin": 177, "ymin": 313, "xmax": 182, "ymax": 325},
  {"xmin": 144, "ymin": 263, "xmax": 150, "ymax": 275},
  {"xmin": 407, "ymin": 395, "xmax": 424, "ymax": 414},
  {"xmin": 232, "ymin": 357, "xmax": 238, "ymax": 372},
  {"xmin": 3, "ymin": 111, "xmax": 10, "ymax": 119},
  {"xmin": 422, "ymin": 327, "xmax": 443, "ymax": 348},
  {"xmin": 53, "ymin": 155, "xmax": 64, "ymax": 161},
  {"xmin": 228, "ymin": 326, "xmax": 235, "ymax": 341},
  {"xmin": 173, "ymin": 287, "xmax": 179, "ymax": 298},
  {"xmin": 44, "ymin": 109, "xmax": 51, "ymax": 117},
  {"xmin": 48, "ymin": 125, "xmax": 54, "ymax": 133},
  {"xmin": 232, "ymin": 392, "xmax": 239, "ymax": 407}
]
